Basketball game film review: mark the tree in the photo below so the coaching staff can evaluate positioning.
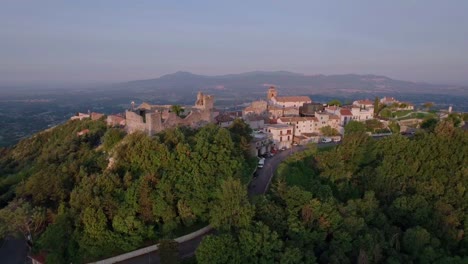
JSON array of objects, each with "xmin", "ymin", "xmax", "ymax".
[
  {"xmin": 373, "ymin": 97, "xmax": 380, "ymax": 116},
  {"xmin": 364, "ymin": 119, "xmax": 384, "ymax": 132},
  {"xmin": 210, "ymin": 177, "xmax": 254, "ymax": 231},
  {"xmin": 0, "ymin": 199, "xmax": 46, "ymax": 243},
  {"xmin": 328, "ymin": 99, "xmax": 342, "ymax": 106},
  {"xmin": 320, "ymin": 126, "xmax": 340, "ymax": 136},
  {"xmin": 196, "ymin": 234, "xmax": 242, "ymax": 264},
  {"xmin": 37, "ymin": 213, "xmax": 75, "ymax": 264},
  {"xmin": 423, "ymin": 102, "xmax": 434, "ymax": 111},
  {"xmin": 238, "ymin": 222, "xmax": 283, "ymax": 263},
  {"xmin": 420, "ymin": 117, "xmax": 438, "ymax": 132},
  {"xmin": 102, "ymin": 128, "xmax": 125, "ymax": 151},
  {"xmin": 388, "ymin": 121, "xmax": 400, "ymax": 133},
  {"xmin": 344, "ymin": 121, "xmax": 367, "ymax": 135},
  {"xmin": 159, "ymin": 239, "xmax": 179, "ymax": 264},
  {"xmin": 446, "ymin": 113, "xmax": 462, "ymax": 127},
  {"xmin": 170, "ymin": 105, "xmax": 185, "ymax": 117}
]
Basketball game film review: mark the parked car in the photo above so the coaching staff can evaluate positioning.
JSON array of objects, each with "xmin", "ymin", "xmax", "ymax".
[
  {"xmin": 257, "ymin": 158, "xmax": 265, "ymax": 168},
  {"xmin": 321, "ymin": 137, "xmax": 332, "ymax": 143}
]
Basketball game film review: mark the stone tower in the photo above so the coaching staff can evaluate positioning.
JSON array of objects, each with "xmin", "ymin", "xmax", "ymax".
[
  {"xmin": 195, "ymin": 92, "xmax": 214, "ymax": 110},
  {"xmin": 267, "ymin": 86, "xmax": 277, "ymax": 100}
]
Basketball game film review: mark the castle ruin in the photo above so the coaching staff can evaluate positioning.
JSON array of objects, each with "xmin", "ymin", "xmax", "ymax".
[{"xmin": 125, "ymin": 92, "xmax": 215, "ymax": 136}]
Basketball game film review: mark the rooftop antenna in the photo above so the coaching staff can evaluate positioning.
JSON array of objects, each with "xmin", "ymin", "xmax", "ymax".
[{"xmin": 131, "ymin": 101, "xmax": 135, "ymax": 111}]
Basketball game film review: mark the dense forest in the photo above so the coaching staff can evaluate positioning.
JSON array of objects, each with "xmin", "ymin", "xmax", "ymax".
[
  {"xmin": 0, "ymin": 118, "xmax": 255, "ymax": 263},
  {"xmin": 1, "ymin": 117, "xmax": 467, "ymax": 264},
  {"xmin": 196, "ymin": 121, "xmax": 467, "ymax": 264}
]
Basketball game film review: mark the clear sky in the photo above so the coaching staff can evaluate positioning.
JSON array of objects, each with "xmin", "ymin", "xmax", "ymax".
[{"xmin": 1, "ymin": 0, "xmax": 467, "ymax": 85}]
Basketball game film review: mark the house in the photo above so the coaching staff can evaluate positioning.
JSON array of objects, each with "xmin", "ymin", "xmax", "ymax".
[
  {"xmin": 245, "ymin": 116, "xmax": 265, "ymax": 130},
  {"xmin": 300, "ymin": 102, "xmax": 325, "ymax": 116},
  {"xmin": 215, "ymin": 114, "xmax": 236, "ymax": 128},
  {"xmin": 266, "ymin": 124, "xmax": 294, "ymax": 150},
  {"xmin": 91, "ymin": 112, "xmax": 105, "ymax": 121},
  {"xmin": 267, "ymin": 105, "xmax": 299, "ymax": 118},
  {"xmin": 380, "ymin": 96, "xmax": 398, "ymax": 105},
  {"xmin": 243, "ymin": 100, "xmax": 268, "ymax": 117},
  {"xmin": 315, "ymin": 112, "xmax": 340, "ymax": 130},
  {"xmin": 70, "ymin": 112, "xmax": 90, "ymax": 121},
  {"xmin": 250, "ymin": 131, "xmax": 272, "ymax": 156},
  {"xmin": 339, "ymin": 108, "xmax": 353, "ymax": 126},
  {"xmin": 107, "ymin": 114, "xmax": 126, "ymax": 127},
  {"xmin": 351, "ymin": 107, "xmax": 373, "ymax": 121},
  {"xmin": 353, "ymin": 99, "xmax": 374, "ymax": 110},
  {"xmin": 271, "ymin": 96, "xmax": 312, "ymax": 108},
  {"xmin": 380, "ymin": 96, "xmax": 414, "ymax": 110},
  {"xmin": 277, "ymin": 116, "xmax": 318, "ymax": 136}
]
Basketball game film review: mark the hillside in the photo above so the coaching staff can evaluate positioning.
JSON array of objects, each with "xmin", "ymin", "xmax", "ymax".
[
  {"xmin": 0, "ymin": 118, "xmax": 255, "ymax": 263},
  {"xmin": 196, "ymin": 122, "xmax": 468, "ymax": 263}
]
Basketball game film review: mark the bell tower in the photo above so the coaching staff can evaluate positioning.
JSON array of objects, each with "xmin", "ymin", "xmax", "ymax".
[{"xmin": 267, "ymin": 86, "xmax": 277, "ymax": 100}]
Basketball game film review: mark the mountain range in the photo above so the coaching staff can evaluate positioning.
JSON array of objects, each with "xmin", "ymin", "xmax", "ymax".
[{"xmin": 113, "ymin": 71, "xmax": 467, "ymax": 98}]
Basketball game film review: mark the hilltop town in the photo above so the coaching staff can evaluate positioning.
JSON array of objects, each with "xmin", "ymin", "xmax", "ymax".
[{"xmin": 71, "ymin": 86, "xmax": 464, "ymax": 159}]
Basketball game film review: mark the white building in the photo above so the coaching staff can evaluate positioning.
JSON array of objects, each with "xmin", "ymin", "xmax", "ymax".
[
  {"xmin": 271, "ymin": 96, "xmax": 312, "ymax": 108},
  {"xmin": 250, "ymin": 132, "xmax": 272, "ymax": 156},
  {"xmin": 277, "ymin": 116, "xmax": 318, "ymax": 135},
  {"xmin": 353, "ymin": 99, "xmax": 374, "ymax": 110},
  {"xmin": 351, "ymin": 107, "xmax": 373, "ymax": 121},
  {"xmin": 315, "ymin": 112, "xmax": 340, "ymax": 130},
  {"xmin": 266, "ymin": 124, "xmax": 294, "ymax": 150}
]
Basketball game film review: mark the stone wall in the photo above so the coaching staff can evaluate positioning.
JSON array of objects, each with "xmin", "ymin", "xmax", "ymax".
[{"xmin": 125, "ymin": 92, "xmax": 215, "ymax": 135}]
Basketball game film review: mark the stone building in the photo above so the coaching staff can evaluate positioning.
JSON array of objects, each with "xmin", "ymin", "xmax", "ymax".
[
  {"xmin": 243, "ymin": 86, "xmax": 311, "ymax": 119},
  {"xmin": 266, "ymin": 124, "xmax": 294, "ymax": 150},
  {"xmin": 125, "ymin": 92, "xmax": 215, "ymax": 136}
]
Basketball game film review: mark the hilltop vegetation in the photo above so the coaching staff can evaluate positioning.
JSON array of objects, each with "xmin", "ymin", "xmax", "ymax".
[
  {"xmin": 196, "ymin": 121, "xmax": 468, "ymax": 263},
  {"xmin": 0, "ymin": 118, "xmax": 254, "ymax": 263}
]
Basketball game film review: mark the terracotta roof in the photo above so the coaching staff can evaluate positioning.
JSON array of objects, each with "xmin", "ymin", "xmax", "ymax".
[
  {"xmin": 329, "ymin": 115, "xmax": 340, "ymax": 120},
  {"xmin": 275, "ymin": 96, "xmax": 312, "ymax": 103},
  {"xmin": 91, "ymin": 112, "xmax": 104, "ymax": 121},
  {"xmin": 77, "ymin": 129, "xmax": 90, "ymax": 136},
  {"xmin": 326, "ymin": 106, "xmax": 338, "ymax": 111},
  {"xmin": 340, "ymin": 109, "xmax": 352, "ymax": 116}
]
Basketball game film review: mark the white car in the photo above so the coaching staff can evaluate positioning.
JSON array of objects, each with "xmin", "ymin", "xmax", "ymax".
[
  {"xmin": 257, "ymin": 158, "xmax": 265, "ymax": 168},
  {"xmin": 321, "ymin": 137, "xmax": 332, "ymax": 143}
]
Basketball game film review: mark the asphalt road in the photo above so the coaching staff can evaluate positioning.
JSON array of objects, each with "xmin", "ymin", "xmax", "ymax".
[
  {"xmin": 119, "ymin": 142, "xmax": 338, "ymax": 264},
  {"xmin": 0, "ymin": 237, "xmax": 29, "ymax": 264}
]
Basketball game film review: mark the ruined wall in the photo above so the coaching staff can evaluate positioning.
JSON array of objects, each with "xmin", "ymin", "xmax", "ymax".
[
  {"xmin": 125, "ymin": 111, "xmax": 147, "ymax": 134},
  {"xmin": 125, "ymin": 92, "xmax": 215, "ymax": 135},
  {"xmin": 146, "ymin": 112, "xmax": 163, "ymax": 136}
]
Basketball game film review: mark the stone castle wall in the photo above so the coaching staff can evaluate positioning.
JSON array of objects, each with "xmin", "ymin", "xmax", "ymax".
[{"xmin": 125, "ymin": 92, "xmax": 214, "ymax": 136}]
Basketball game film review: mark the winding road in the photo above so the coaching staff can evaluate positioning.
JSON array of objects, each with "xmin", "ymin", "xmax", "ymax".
[{"xmin": 119, "ymin": 142, "xmax": 338, "ymax": 264}]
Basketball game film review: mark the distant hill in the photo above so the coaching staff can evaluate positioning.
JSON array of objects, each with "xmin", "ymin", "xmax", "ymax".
[{"xmin": 113, "ymin": 71, "xmax": 468, "ymax": 98}]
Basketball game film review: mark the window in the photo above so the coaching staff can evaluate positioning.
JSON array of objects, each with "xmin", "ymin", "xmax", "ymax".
[
  {"xmin": 280, "ymin": 136, "xmax": 282, "ymax": 142},
  {"xmin": 287, "ymin": 136, "xmax": 290, "ymax": 140}
]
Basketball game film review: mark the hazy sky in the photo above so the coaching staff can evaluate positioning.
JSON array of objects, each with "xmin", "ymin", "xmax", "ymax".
[{"xmin": 1, "ymin": 0, "xmax": 468, "ymax": 85}]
